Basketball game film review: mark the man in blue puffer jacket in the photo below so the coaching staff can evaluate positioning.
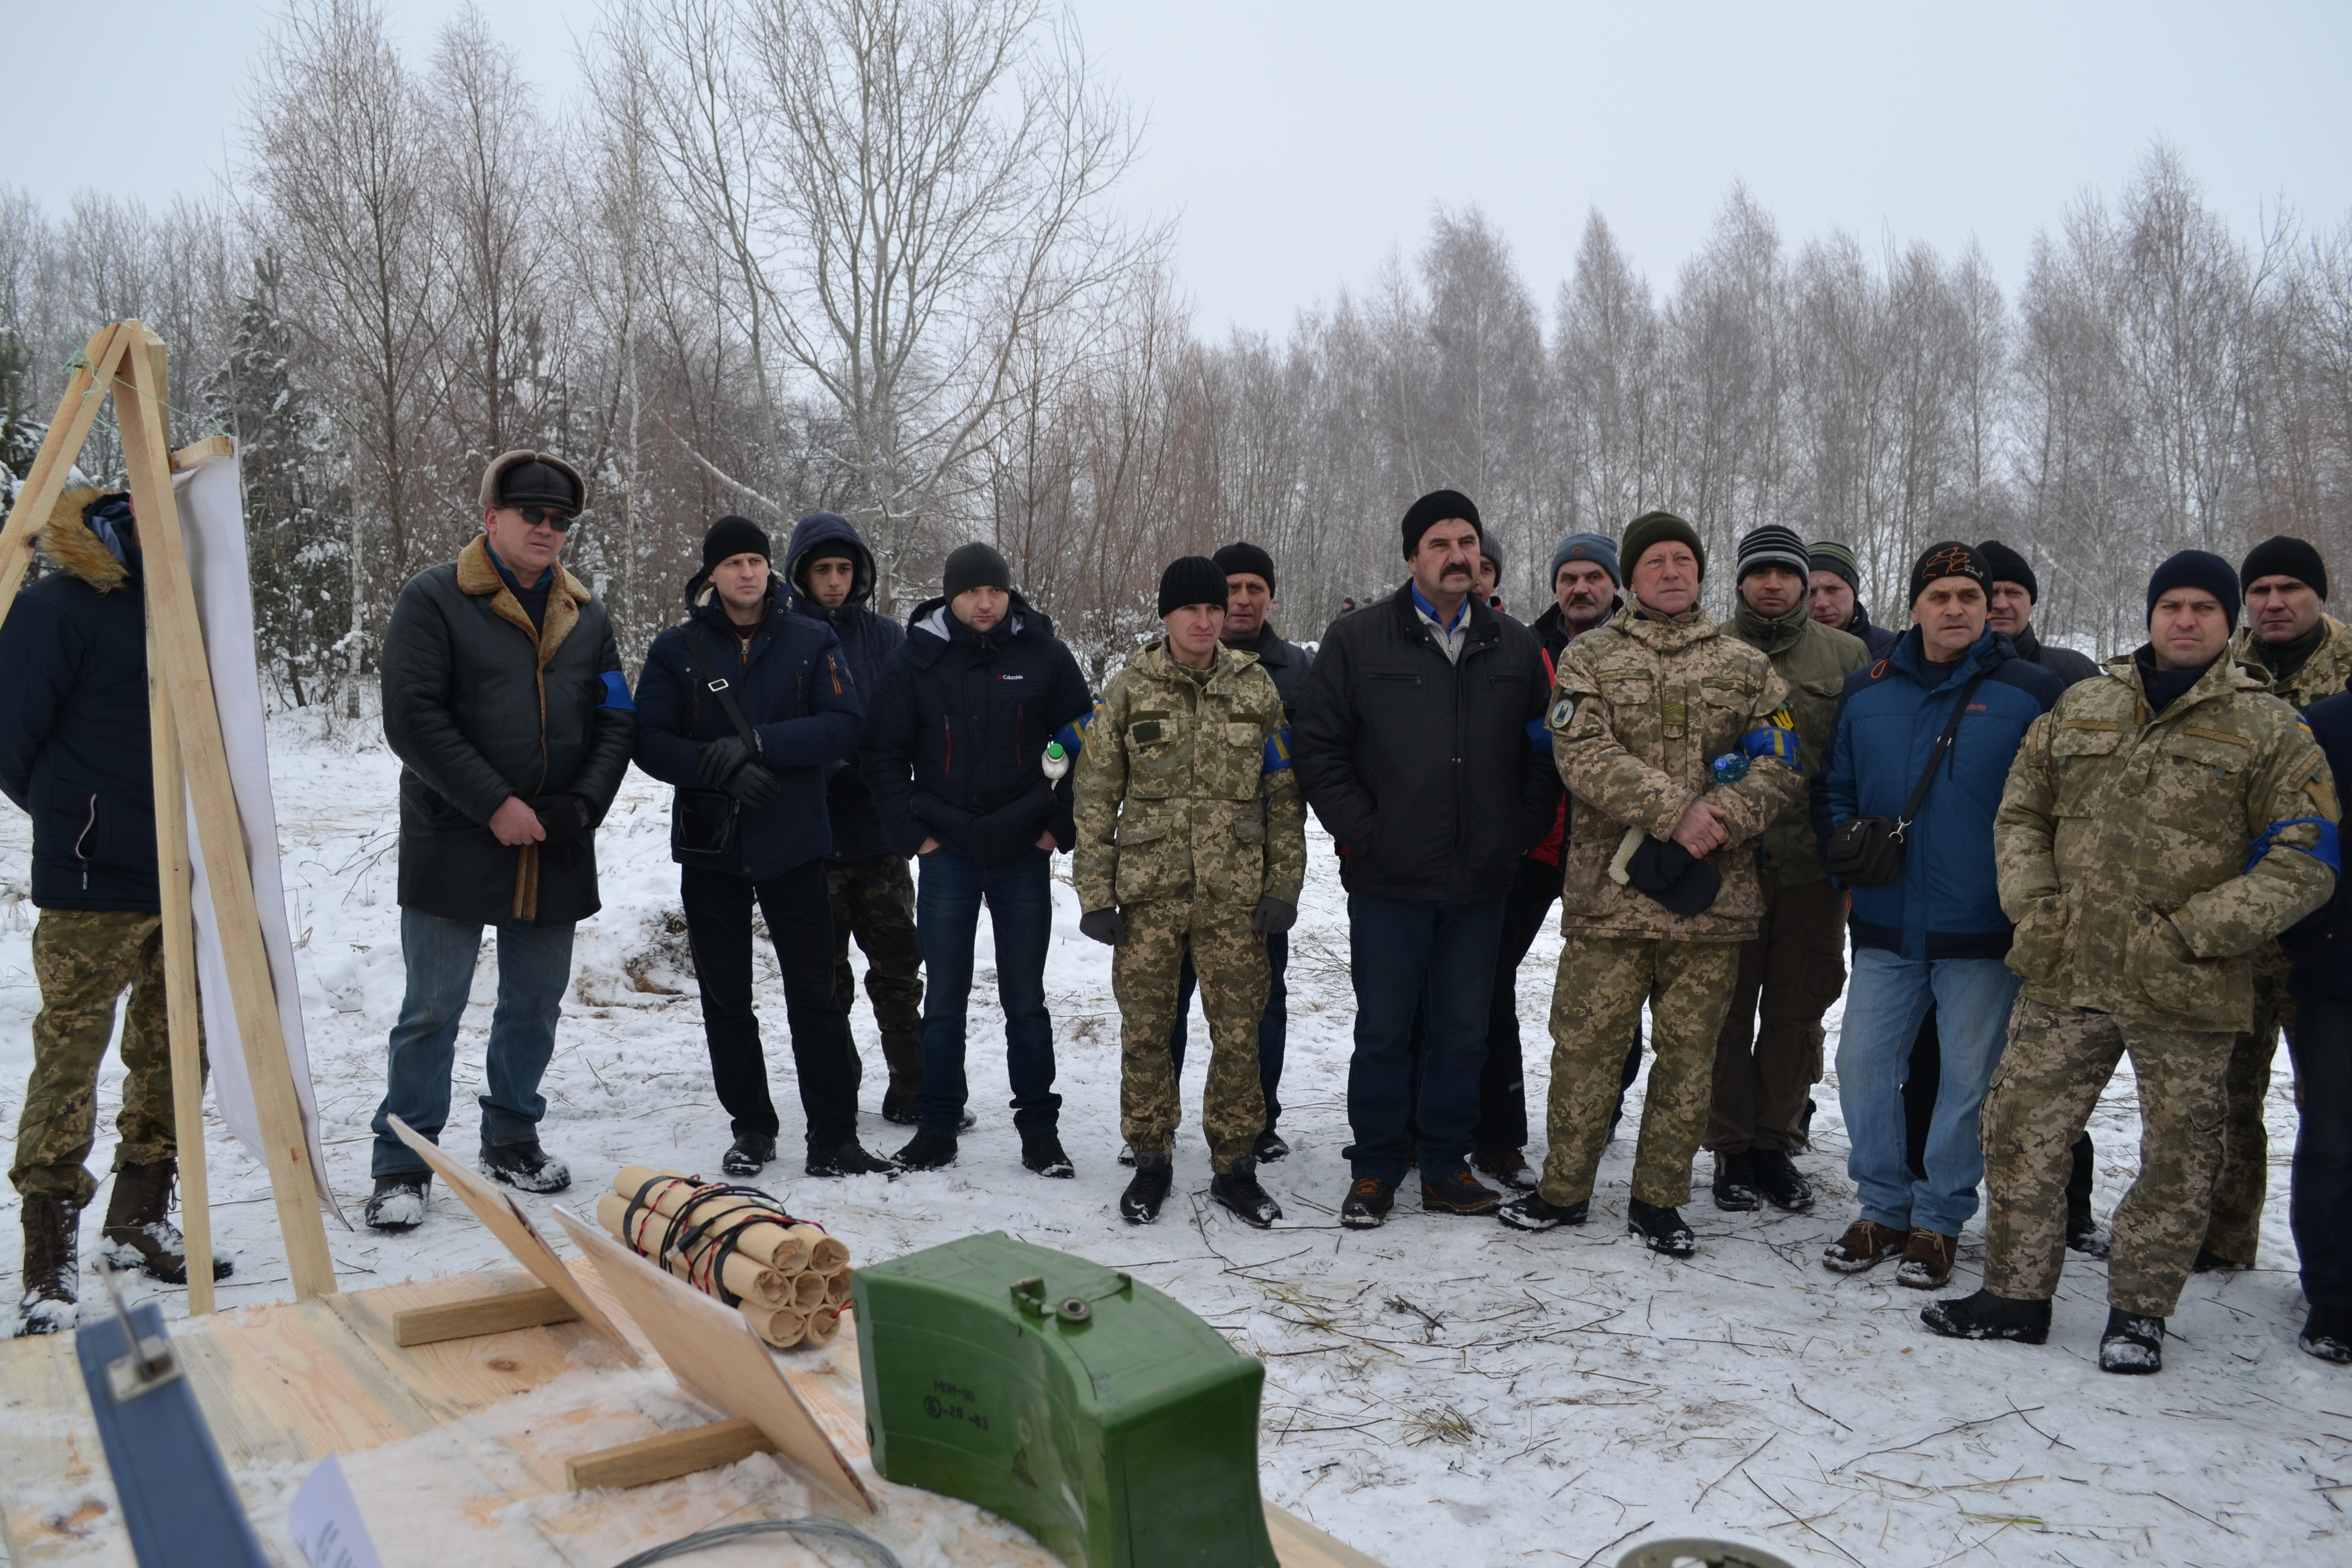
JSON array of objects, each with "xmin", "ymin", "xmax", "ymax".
[
  {"xmin": 1814, "ymin": 543, "xmax": 2065, "ymax": 1291},
  {"xmin": 633, "ymin": 516, "xmax": 897, "ymax": 1180}
]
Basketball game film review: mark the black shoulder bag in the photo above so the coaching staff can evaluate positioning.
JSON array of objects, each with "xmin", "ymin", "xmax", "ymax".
[
  {"xmin": 1824, "ymin": 672, "xmax": 1988, "ymax": 887},
  {"xmin": 670, "ymin": 626, "xmax": 763, "ymax": 860}
]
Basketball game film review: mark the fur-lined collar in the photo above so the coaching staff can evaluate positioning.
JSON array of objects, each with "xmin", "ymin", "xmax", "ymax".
[
  {"xmin": 456, "ymin": 534, "xmax": 591, "ymax": 665},
  {"xmin": 39, "ymin": 487, "xmax": 132, "ymax": 594}
]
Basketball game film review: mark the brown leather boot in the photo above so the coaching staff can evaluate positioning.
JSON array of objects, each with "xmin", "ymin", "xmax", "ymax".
[
  {"xmin": 1895, "ymin": 1229, "xmax": 1958, "ymax": 1289},
  {"xmin": 16, "ymin": 1195, "xmax": 79, "ymax": 1336},
  {"xmin": 1823, "ymin": 1216, "xmax": 1909, "ymax": 1274},
  {"xmin": 101, "ymin": 1160, "xmax": 232, "ymax": 1285}
]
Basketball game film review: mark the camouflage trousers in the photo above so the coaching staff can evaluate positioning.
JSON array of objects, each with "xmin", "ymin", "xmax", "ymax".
[
  {"xmin": 828, "ymin": 855, "xmax": 926, "ymax": 1092},
  {"xmin": 1538, "ymin": 934, "xmax": 1741, "ymax": 1210},
  {"xmin": 1982, "ymin": 997, "xmax": 2233, "ymax": 1317},
  {"xmin": 2203, "ymin": 943, "xmax": 2292, "ymax": 1265},
  {"xmin": 1113, "ymin": 898, "xmax": 1268, "ymax": 1174},
  {"xmin": 11, "ymin": 909, "xmax": 207, "ymax": 1208}
]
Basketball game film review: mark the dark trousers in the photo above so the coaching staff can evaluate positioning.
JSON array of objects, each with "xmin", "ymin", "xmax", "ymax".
[
  {"xmin": 679, "ymin": 861, "xmax": 860, "ymax": 1155},
  {"xmin": 827, "ymin": 853, "xmax": 927, "ymax": 1091},
  {"xmin": 1344, "ymin": 892, "xmax": 1505, "ymax": 1184},
  {"xmin": 1708, "ymin": 877, "xmax": 1845, "ymax": 1155},
  {"xmin": 2290, "ymin": 994, "xmax": 2352, "ymax": 1310},
  {"xmin": 914, "ymin": 847, "xmax": 1061, "ymax": 1139},
  {"xmin": 1169, "ymin": 930, "xmax": 1288, "ymax": 1131},
  {"xmin": 1907, "ymin": 1007, "xmax": 2093, "ymax": 1208}
]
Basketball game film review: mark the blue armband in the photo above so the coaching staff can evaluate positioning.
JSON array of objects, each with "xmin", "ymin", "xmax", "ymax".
[
  {"xmin": 1739, "ymin": 725, "xmax": 1800, "ymax": 771},
  {"xmin": 596, "ymin": 670, "xmax": 635, "ymax": 710},
  {"xmin": 1055, "ymin": 714, "xmax": 1091, "ymax": 756},
  {"xmin": 2246, "ymin": 816, "xmax": 2341, "ymax": 876},
  {"xmin": 1525, "ymin": 717, "xmax": 1551, "ymax": 754},
  {"xmin": 1263, "ymin": 724, "xmax": 1294, "ymax": 774}
]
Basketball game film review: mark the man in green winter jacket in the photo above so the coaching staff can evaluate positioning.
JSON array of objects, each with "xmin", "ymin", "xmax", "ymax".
[
  {"xmin": 1925, "ymin": 550, "xmax": 2337, "ymax": 1375},
  {"xmin": 1706, "ymin": 524, "xmax": 1868, "ymax": 1215}
]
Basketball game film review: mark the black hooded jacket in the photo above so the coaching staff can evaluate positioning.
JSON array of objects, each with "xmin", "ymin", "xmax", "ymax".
[
  {"xmin": 782, "ymin": 512, "xmax": 906, "ymax": 861},
  {"xmin": 859, "ymin": 591, "xmax": 1092, "ymax": 868}
]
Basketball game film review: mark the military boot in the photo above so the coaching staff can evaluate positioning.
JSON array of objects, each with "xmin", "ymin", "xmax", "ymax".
[
  {"xmin": 17, "ymin": 1196, "xmax": 79, "ymax": 1337},
  {"xmin": 879, "ymin": 1031, "xmax": 925, "ymax": 1125},
  {"xmin": 2098, "ymin": 1308, "xmax": 2165, "ymax": 1375},
  {"xmin": 1120, "ymin": 1151, "xmax": 1174, "ymax": 1225},
  {"xmin": 102, "ymin": 1160, "xmax": 231, "ymax": 1285},
  {"xmin": 1210, "ymin": 1158, "xmax": 1282, "ymax": 1228}
]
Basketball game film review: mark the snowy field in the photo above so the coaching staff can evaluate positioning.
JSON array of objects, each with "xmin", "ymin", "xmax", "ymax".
[{"xmin": 1, "ymin": 708, "xmax": 2345, "ymax": 1567}]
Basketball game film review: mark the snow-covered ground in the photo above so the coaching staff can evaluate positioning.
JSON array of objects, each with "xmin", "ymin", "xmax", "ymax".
[{"xmin": 2, "ymin": 709, "xmax": 2345, "ymax": 1567}]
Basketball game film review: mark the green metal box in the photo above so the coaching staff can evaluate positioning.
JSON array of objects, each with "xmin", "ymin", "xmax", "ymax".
[{"xmin": 853, "ymin": 1232, "xmax": 1279, "ymax": 1568}]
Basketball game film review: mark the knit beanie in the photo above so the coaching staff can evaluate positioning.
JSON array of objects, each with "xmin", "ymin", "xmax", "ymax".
[
  {"xmin": 701, "ymin": 514, "xmax": 770, "ymax": 569},
  {"xmin": 1158, "ymin": 555, "xmax": 1231, "ymax": 618},
  {"xmin": 1909, "ymin": 542, "xmax": 1990, "ymax": 606},
  {"xmin": 942, "ymin": 542, "xmax": 1013, "ymax": 600},
  {"xmin": 1213, "ymin": 541, "xmax": 1277, "ymax": 597},
  {"xmin": 1552, "ymin": 531, "xmax": 1621, "ymax": 587},
  {"xmin": 1976, "ymin": 538, "xmax": 2038, "ymax": 601},
  {"xmin": 1808, "ymin": 540, "xmax": 1861, "ymax": 589},
  {"xmin": 1478, "ymin": 534, "xmax": 1504, "ymax": 578},
  {"xmin": 1735, "ymin": 523, "xmax": 1811, "ymax": 584},
  {"xmin": 1401, "ymin": 489, "xmax": 1482, "ymax": 559},
  {"xmin": 2148, "ymin": 549, "xmax": 2241, "ymax": 626},
  {"xmin": 1621, "ymin": 510, "xmax": 1705, "ymax": 581},
  {"xmin": 2240, "ymin": 535, "xmax": 2328, "ymax": 600}
]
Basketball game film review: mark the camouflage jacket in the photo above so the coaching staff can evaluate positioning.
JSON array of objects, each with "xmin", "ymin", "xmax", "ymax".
[
  {"xmin": 1072, "ymin": 640, "xmax": 1307, "ymax": 914},
  {"xmin": 1996, "ymin": 652, "xmax": 2339, "ymax": 1031},
  {"xmin": 1727, "ymin": 603, "xmax": 1868, "ymax": 886},
  {"xmin": 2232, "ymin": 614, "xmax": 2352, "ymax": 711},
  {"xmin": 1548, "ymin": 602, "xmax": 1805, "ymax": 942}
]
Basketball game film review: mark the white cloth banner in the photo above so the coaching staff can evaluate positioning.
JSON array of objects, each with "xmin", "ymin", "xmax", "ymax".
[{"xmin": 172, "ymin": 453, "xmax": 344, "ymax": 1223}]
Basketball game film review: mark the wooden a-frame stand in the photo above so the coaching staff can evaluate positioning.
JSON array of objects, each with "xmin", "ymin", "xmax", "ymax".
[{"xmin": 0, "ymin": 321, "xmax": 337, "ymax": 1308}]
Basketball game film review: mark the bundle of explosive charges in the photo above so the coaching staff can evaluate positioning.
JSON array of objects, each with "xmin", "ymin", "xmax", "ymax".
[{"xmin": 597, "ymin": 1166, "xmax": 853, "ymax": 1349}]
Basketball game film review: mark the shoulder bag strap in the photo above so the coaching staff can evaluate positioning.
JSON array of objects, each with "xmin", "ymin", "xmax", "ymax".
[
  {"xmin": 1893, "ymin": 672, "xmax": 1989, "ymax": 842},
  {"xmin": 678, "ymin": 622, "xmax": 763, "ymax": 752}
]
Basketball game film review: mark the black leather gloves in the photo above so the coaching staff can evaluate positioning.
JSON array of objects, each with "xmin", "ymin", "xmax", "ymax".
[
  {"xmin": 1250, "ymin": 896, "xmax": 1298, "ymax": 935},
  {"xmin": 697, "ymin": 736, "xmax": 752, "ymax": 788},
  {"xmin": 1080, "ymin": 908, "xmax": 1127, "ymax": 947}
]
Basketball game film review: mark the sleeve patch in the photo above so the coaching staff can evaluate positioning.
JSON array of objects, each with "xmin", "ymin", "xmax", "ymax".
[
  {"xmin": 1547, "ymin": 696, "xmax": 1576, "ymax": 732},
  {"xmin": 2307, "ymin": 770, "xmax": 2340, "ymax": 822}
]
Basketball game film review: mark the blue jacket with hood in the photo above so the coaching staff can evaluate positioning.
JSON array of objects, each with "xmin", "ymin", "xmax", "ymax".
[
  {"xmin": 1816, "ymin": 624, "xmax": 2065, "ymax": 959},
  {"xmin": 782, "ymin": 512, "xmax": 905, "ymax": 861}
]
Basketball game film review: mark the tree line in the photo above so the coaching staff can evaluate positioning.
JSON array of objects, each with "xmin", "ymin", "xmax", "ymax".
[{"xmin": 4, "ymin": 0, "xmax": 2349, "ymax": 700}]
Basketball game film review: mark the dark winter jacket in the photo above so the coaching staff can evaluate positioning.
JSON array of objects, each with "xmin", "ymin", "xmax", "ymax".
[
  {"xmin": 633, "ymin": 592, "xmax": 863, "ymax": 881},
  {"xmin": 2285, "ymin": 687, "xmax": 2352, "ymax": 1002},
  {"xmin": 860, "ymin": 591, "xmax": 1092, "ymax": 868},
  {"xmin": 1222, "ymin": 623, "xmax": 1315, "ymax": 723},
  {"xmin": 1293, "ymin": 584, "xmax": 1557, "ymax": 903},
  {"xmin": 0, "ymin": 489, "xmax": 159, "ymax": 911},
  {"xmin": 1524, "ymin": 596, "xmax": 1620, "ymax": 867},
  {"xmin": 1845, "ymin": 601, "xmax": 1901, "ymax": 659},
  {"xmin": 2010, "ymin": 624, "xmax": 2102, "ymax": 688},
  {"xmin": 380, "ymin": 536, "xmax": 636, "ymax": 925},
  {"xmin": 1817, "ymin": 625, "xmax": 2065, "ymax": 959},
  {"xmin": 782, "ymin": 512, "xmax": 904, "ymax": 862},
  {"xmin": 1728, "ymin": 602, "xmax": 1870, "ymax": 885}
]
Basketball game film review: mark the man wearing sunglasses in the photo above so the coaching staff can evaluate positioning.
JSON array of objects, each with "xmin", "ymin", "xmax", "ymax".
[{"xmin": 365, "ymin": 450, "xmax": 636, "ymax": 1230}]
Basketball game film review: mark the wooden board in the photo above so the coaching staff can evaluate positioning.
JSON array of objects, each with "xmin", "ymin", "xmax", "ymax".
[
  {"xmin": 392, "ymin": 1286, "xmax": 577, "ymax": 1348},
  {"xmin": 564, "ymin": 1416, "xmax": 774, "ymax": 1491},
  {"xmin": 386, "ymin": 1116, "xmax": 639, "ymax": 1361},
  {"xmin": 550, "ymin": 1203, "xmax": 872, "ymax": 1512},
  {"xmin": 0, "ymin": 322, "xmax": 131, "ymax": 616}
]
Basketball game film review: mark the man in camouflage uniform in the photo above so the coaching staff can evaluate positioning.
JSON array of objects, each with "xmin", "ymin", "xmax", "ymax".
[
  {"xmin": 1498, "ymin": 510, "xmax": 1804, "ymax": 1256},
  {"xmin": 1075, "ymin": 557, "xmax": 1306, "ymax": 1228},
  {"xmin": 1926, "ymin": 550, "xmax": 2338, "ymax": 1374},
  {"xmin": 2200, "ymin": 536, "xmax": 2352, "ymax": 1268}
]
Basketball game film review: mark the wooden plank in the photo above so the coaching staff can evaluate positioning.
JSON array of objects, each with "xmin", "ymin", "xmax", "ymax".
[
  {"xmin": 564, "ymin": 1416, "xmax": 774, "ymax": 1492},
  {"xmin": 551, "ymin": 1203, "xmax": 874, "ymax": 1513},
  {"xmin": 148, "ymin": 625, "xmax": 213, "ymax": 1315},
  {"xmin": 387, "ymin": 1116, "xmax": 641, "ymax": 1362},
  {"xmin": 1266, "ymin": 1503, "xmax": 1393, "ymax": 1568},
  {"xmin": 393, "ymin": 1286, "xmax": 578, "ymax": 1347},
  {"xmin": 0, "ymin": 322, "xmax": 131, "ymax": 624},
  {"xmin": 170, "ymin": 434, "xmax": 234, "ymax": 470},
  {"xmin": 115, "ymin": 327, "xmax": 337, "ymax": 1303}
]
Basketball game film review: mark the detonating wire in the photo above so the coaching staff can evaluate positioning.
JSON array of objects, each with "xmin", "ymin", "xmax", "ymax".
[{"xmin": 606, "ymin": 1516, "xmax": 906, "ymax": 1568}]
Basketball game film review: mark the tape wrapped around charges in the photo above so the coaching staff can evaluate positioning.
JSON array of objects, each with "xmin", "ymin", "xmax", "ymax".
[
  {"xmin": 609, "ymin": 1166, "xmax": 816, "ymax": 1272},
  {"xmin": 596, "ymin": 1191, "xmax": 803, "ymax": 1309}
]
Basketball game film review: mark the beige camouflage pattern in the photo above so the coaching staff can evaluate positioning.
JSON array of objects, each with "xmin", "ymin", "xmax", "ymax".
[
  {"xmin": 1536, "ymin": 934, "xmax": 1741, "ymax": 1209},
  {"xmin": 1072, "ymin": 639, "xmax": 1305, "ymax": 914},
  {"xmin": 1548, "ymin": 602, "xmax": 1805, "ymax": 943},
  {"xmin": 1995, "ymin": 653, "xmax": 2337, "ymax": 1032},
  {"xmin": 1726, "ymin": 605, "xmax": 1869, "ymax": 886},
  {"xmin": 2231, "ymin": 613, "xmax": 2352, "ymax": 711},
  {"xmin": 2204, "ymin": 944, "xmax": 2292, "ymax": 1263},
  {"xmin": 1981, "ymin": 997, "xmax": 2235, "ymax": 1317},
  {"xmin": 1113, "ymin": 898, "xmax": 1270, "ymax": 1173},
  {"xmin": 11, "ymin": 910, "xmax": 206, "ymax": 1206}
]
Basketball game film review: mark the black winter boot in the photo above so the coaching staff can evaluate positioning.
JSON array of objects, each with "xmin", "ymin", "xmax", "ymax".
[
  {"xmin": 1211, "ymin": 1159, "xmax": 1281, "ymax": 1228},
  {"xmin": 1021, "ymin": 1132, "xmax": 1075, "ymax": 1179},
  {"xmin": 2098, "ymin": 1308, "xmax": 2165, "ymax": 1375},
  {"xmin": 364, "ymin": 1173, "xmax": 431, "ymax": 1231},
  {"xmin": 879, "ymin": 1032, "xmax": 924, "ymax": 1124},
  {"xmin": 2301, "ymin": 1305, "xmax": 2352, "ymax": 1366},
  {"xmin": 102, "ymin": 1160, "xmax": 230, "ymax": 1284},
  {"xmin": 1749, "ymin": 1149, "xmax": 1813, "ymax": 1212},
  {"xmin": 1711, "ymin": 1152, "xmax": 1760, "ymax": 1212},
  {"xmin": 1120, "ymin": 1152, "xmax": 1174, "ymax": 1224},
  {"xmin": 16, "ymin": 1195, "xmax": 79, "ymax": 1336},
  {"xmin": 1919, "ymin": 1288, "xmax": 2051, "ymax": 1344},
  {"xmin": 1252, "ymin": 1127, "xmax": 1290, "ymax": 1163},
  {"xmin": 1627, "ymin": 1198, "xmax": 1697, "ymax": 1257},
  {"xmin": 894, "ymin": 1130, "xmax": 958, "ymax": 1170},
  {"xmin": 806, "ymin": 1140, "xmax": 901, "ymax": 1178},
  {"xmin": 1497, "ymin": 1192, "xmax": 1588, "ymax": 1232},
  {"xmin": 480, "ymin": 1139, "xmax": 571, "ymax": 1193},
  {"xmin": 722, "ymin": 1131, "xmax": 776, "ymax": 1175}
]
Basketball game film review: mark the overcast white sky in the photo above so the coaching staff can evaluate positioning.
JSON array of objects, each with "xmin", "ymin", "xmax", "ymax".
[{"xmin": 9, "ymin": 1, "xmax": 2349, "ymax": 337}]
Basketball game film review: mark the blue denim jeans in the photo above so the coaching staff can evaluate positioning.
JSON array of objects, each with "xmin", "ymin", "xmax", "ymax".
[
  {"xmin": 1343, "ymin": 892, "xmax": 1506, "ymax": 1184},
  {"xmin": 1836, "ymin": 946, "xmax": 2021, "ymax": 1236},
  {"xmin": 371, "ymin": 908, "xmax": 575, "ymax": 1177},
  {"xmin": 1169, "ymin": 930, "xmax": 1287, "ymax": 1130},
  {"xmin": 915, "ymin": 847, "xmax": 1060, "ymax": 1139}
]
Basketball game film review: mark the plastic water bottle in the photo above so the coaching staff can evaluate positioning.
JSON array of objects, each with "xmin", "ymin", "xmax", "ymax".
[
  {"xmin": 1042, "ymin": 741, "xmax": 1070, "ymax": 781},
  {"xmin": 1710, "ymin": 752, "xmax": 1749, "ymax": 787}
]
